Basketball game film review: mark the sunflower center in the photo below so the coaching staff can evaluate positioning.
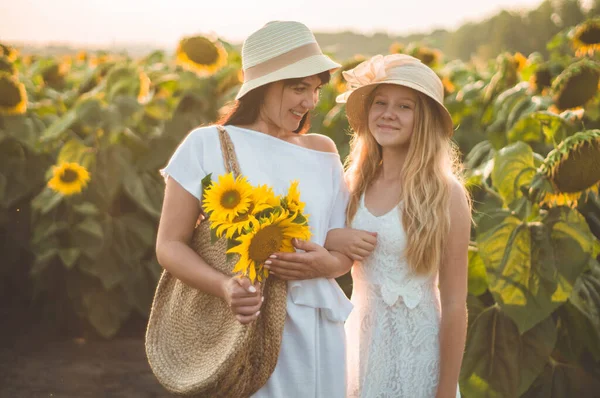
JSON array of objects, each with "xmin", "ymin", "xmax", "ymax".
[
  {"xmin": 248, "ymin": 225, "xmax": 284, "ymax": 264},
  {"xmin": 0, "ymin": 77, "xmax": 22, "ymax": 107},
  {"xmin": 552, "ymin": 140, "xmax": 600, "ymax": 193},
  {"xmin": 60, "ymin": 168, "xmax": 80, "ymax": 183},
  {"xmin": 579, "ymin": 26, "xmax": 600, "ymax": 45},
  {"xmin": 182, "ymin": 37, "xmax": 219, "ymax": 66},
  {"xmin": 220, "ymin": 190, "xmax": 241, "ymax": 209}
]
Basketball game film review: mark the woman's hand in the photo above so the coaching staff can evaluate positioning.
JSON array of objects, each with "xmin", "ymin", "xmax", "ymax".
[
  {"xmin": 324, "ymin": 228, "xmax": 377, "ymax": 262},
  {"xmin": 221, "ymin": 276, "xmax": 263, "ymax": 324},
  {"xmin": 264, "ymin": 238, "xmax": 346, "ymax": 280}
]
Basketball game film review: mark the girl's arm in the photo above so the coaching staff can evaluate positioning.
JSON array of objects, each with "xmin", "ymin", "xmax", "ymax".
[
  {"xmin": 264, "ymin": 227, "xmax": 377, "ymax": 280},
  {"xmin": 325, "ymin": 228, "xmax": 378, "ymax": 261},
  {"xmin": 262, "ymin": 238, "xmax": 352, "ymax": 279},
  {"xmin": 156, "ymin": 177, "xmax": 262, "ymax": 324},
  {"xmin": 436, "ymin": 181, "xmax": 471, "ymax": 398}
]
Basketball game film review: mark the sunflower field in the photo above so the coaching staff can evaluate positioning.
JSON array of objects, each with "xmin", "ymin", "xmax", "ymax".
[{"xmin": 1, "ymin": 17, "xmax": 600, "ymax": 397}]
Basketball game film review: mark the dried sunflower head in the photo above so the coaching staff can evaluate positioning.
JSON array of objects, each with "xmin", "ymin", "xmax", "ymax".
[
  {"xmin": 570, "ymin": 18, "xmax": 600, "ymax": 57},
  {"xmin": 532, "ymin": 129, "xmax": 600, "ymax": 208},
  {"xmin": 551, "ymin": 58, "xmax": 600, "ymax": 110},
  {"xmin": 0, "ymin": 72, "xmax": 27, "ymax": 115}
]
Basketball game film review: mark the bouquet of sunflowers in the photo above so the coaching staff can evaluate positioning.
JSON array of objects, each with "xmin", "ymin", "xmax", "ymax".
[{"xmin": 201, "ymin": 173, "xmax": 311, "ymax": 283}]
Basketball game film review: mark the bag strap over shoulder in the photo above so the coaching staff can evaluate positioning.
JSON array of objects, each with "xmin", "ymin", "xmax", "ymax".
[{"xmin": 216, "ymin": 125, "xmax": 241, "ymax": 177}]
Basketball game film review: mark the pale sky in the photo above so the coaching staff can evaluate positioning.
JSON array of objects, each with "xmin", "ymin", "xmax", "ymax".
[{"xmin": 0, "ymin": 0, "xmax": 584, "ymax": 48}]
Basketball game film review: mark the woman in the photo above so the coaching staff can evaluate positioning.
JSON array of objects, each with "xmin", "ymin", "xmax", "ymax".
[
  {"xmin": 155, "ymin": 21, "xmax": 353, "ymax": 397},
  {"xmin": 268, "ymin": 54, "xmax": 470, "ymax": 397}
]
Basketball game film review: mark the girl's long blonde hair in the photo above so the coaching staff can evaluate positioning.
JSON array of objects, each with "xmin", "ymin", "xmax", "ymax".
[{"xmin": 345, "ymin": 89, "xmax": 468, "ymax": 276}]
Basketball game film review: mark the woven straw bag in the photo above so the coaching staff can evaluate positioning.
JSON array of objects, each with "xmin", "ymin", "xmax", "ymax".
[{"xmin": 145, "ymin": 126, "xmax": 288, "ymax": 397}]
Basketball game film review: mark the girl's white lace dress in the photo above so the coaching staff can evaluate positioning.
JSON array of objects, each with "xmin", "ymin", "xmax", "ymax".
[{"xmin": 346, "ymin": 194, "xmax": 461, "ymax": 398}]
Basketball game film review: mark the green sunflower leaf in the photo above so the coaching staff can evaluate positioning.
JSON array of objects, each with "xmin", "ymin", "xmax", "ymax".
[
  {"xmin": 477, "ymin": 208, "xmax": 592, "ymax": 333},
  {"xmin": 492, "ymin": 141, "xmax": 536, "ymax": 207}
]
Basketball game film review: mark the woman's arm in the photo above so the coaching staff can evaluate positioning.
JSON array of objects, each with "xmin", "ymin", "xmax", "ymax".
[
  {"xmin": 436, "ymin": 181, "xmax": 471, "ymax": 398},
  {"xmin": 264, "ymin": 238, "xmax": 353, "ymax": 280},
  {"xmin": 156, "ymin": 177, "xmax": 263, "ymax": 324}
]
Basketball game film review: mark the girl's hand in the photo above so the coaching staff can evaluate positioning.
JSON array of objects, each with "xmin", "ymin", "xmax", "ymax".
[
  {"xmin": 324, "ymin": 228, "xmax": 377, "ymax": 262},
  {"xmin": 221, "ymin": 276, "xmax": 263, "ymax": 324},
  {"xmin": 264, "ymin": 238, "xmax": 343, "ymax": 280}
]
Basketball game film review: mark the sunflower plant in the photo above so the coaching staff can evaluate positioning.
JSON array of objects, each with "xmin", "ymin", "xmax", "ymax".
[{"xmin": 201, "ymin": 173, "xmax": 311, "ymax": 283}]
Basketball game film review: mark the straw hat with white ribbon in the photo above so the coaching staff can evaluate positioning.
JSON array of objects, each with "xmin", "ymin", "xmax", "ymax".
[{"xmin": 236, "ymin": 21, "xmax": 340, "ymax": 100}]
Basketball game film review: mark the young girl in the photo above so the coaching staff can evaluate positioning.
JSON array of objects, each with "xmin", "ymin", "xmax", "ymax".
[{"xmin": 329, "ymin": 54, "xmax": 471, "ymax": 397}]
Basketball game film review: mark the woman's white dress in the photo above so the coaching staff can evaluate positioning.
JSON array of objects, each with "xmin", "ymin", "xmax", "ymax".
[
  {"xmin": 162, "ymin": 125, "xmax": 353, "ymax": 398},
  {"xmin": 346, "ymin": 194, "xmax": 461, "ymax": 398}
]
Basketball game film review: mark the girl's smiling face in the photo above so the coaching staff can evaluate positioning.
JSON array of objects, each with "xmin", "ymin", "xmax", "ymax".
[{"xmin": 368, "ymin": 84, "xmax": 417, "ymax": 149}]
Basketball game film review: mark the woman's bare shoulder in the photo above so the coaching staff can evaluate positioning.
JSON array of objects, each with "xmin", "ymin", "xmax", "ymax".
[{"xmin": 301, "ymin": 133, "xmax": 339, "ymax": 154}]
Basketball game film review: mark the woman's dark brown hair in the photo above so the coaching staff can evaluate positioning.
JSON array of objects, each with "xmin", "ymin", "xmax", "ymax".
[{"xmin": 218, "ymin": 71, "xmax": 330, "ymax": 134}]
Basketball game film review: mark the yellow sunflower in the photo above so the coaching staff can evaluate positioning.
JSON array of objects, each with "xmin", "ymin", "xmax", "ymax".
[
  {"xmin": 227, "ymin": 210, "xmax": 311, "ymax": 282},
  {"xmin": 175, "ymin": 36, "xmax": 228, "ymax": 76},
  {"xmin": 284, "ymin": 180, "xmax": 306, "ymax": 214},
  {"xmin": 203, "ymin": 173, "xmax": 253, "ymax": 223},
  {"xmin": 253, "ymin": 184, "xmax": 281, "ymax": 210},
  {"xmin": 533, "ymin": 130, "xmax": 600, "ymax": 208},
  {"xmin": 571, "ymin": 18, "xmax": 600, "ymax": 57},
  {"xmin": 41, "ymin": 61, "xmax": 70, "ymax": 88},
  {"xmin": 47, "ymin": 162, "xmax": 91, "ymax": 196},
  {"xmin": 410, "ymin": 46, "xmax": 441, "ymax": 67},
  {"xmin": 0, "ymin": 72, "xmax": 27, "ymax": 115},
  {"xmin": 211, "ymin": 183, "xmax": 281, "ymax": 239},
  {"xmin": 213, "ymin": 208, "xmax": 259, "ymax": 239},
  {"xmin": 529, "ymin": 63, "xmax": 553, "ymax": 95}
]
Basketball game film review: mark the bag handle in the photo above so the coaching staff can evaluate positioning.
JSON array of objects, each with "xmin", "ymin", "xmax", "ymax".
[{"xmin": 216, "ymin": 125, "xmax": 241, "ymax": 178}]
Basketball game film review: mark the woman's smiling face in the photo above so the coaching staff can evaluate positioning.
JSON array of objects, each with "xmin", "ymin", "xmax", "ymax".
[{"xmin": 259, "ymin": 75, "xmax": 323, "ymax": 132}]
